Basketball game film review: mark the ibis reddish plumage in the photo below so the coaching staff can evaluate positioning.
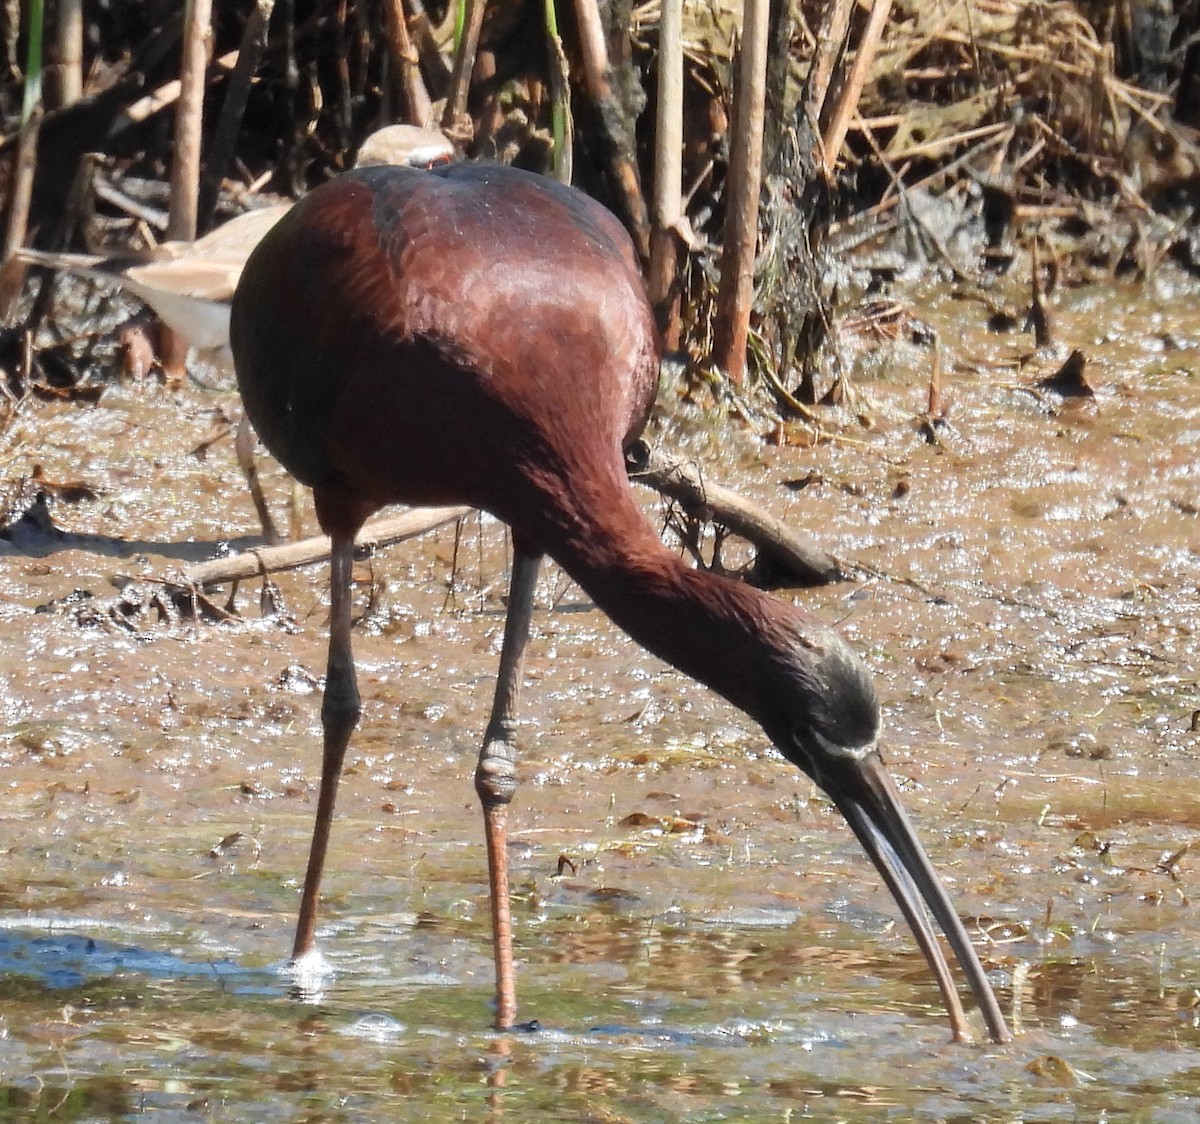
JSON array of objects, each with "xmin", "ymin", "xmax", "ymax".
[{"xmin": 229, "ymin": 161, "xmax": 1010, "ymax": 1043}]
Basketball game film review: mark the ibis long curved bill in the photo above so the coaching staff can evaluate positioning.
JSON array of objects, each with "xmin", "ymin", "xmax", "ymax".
[{"xmin": 818, "ymin": 748, "xmax": 1011, "ymax": 1044}]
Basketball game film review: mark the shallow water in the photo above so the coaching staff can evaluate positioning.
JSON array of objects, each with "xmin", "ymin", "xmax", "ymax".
[{"xmin": 0, "ymin": 271, "xmax": 1198, "ymax": 1119}]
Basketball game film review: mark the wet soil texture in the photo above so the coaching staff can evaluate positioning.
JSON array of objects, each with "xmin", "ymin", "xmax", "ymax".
[{"xmin": 0, "ymin": 273, "xmax": 1198, "ymax": 1120}]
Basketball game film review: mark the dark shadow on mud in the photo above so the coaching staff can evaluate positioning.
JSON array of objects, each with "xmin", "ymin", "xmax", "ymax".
[{"xmin": 0, "ymin": 494, "xmax": 264, "ymax": 563}]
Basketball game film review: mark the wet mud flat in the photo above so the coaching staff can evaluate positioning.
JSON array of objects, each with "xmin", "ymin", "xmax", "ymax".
[{"xmin": 0, "ymin": 274, "xmax": 1198, "ymax": 1119}]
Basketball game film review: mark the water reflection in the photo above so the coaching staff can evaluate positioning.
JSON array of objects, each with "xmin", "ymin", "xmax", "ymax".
[{"xmin": 0, "ymin": 928, "xmax": 252, "ymax": 992}]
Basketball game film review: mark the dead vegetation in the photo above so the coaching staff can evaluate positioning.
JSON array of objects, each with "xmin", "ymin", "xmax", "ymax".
[
  {"xmin": 0, "ymin": 0, "xmax": 1195, "ymax": 578},
  {"xmin": 0, "ymin": 2, "xmax": 1194, "ymax": 388}
]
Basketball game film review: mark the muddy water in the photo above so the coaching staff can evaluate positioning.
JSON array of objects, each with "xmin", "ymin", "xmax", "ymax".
[{"xmin": 0, "ymin": 273, "xmax": 1197, "ymax": 1120}]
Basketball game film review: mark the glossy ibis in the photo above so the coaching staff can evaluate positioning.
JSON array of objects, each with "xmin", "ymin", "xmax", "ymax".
[
  {"xmin": 19, "ymin": 125, "xmax": 454, "ymax": 542},
  {"xmin": 229, "ymin": 160, "xmax": 1011, "ymax": 1043}
]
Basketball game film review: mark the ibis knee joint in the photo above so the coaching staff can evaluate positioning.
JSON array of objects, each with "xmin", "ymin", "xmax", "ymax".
[{"xmin": 475, "ymin": 755, "xmax": 517, "ymax": 807}]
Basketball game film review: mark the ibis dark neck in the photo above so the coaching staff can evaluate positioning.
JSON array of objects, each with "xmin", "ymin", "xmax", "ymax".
[{"xmin": 516, "ymin": 469, "xmax": 788, "ymax": 727}]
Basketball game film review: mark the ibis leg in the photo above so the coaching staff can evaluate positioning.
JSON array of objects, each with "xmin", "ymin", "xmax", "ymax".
[
  {"xmin": 292, "ymin": 534, "xmax": 360, "ymax": 959},
  {"xmin": 235, "ymin": 411, "xmax": 282, "ymax": 544},
  {"xmin": 475, "ymin": 551, "xmax": 539, "ymax": 1030}
]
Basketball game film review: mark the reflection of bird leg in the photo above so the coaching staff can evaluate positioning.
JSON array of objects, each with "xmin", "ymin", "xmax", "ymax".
[{"xmin": 485, "ymin": 1036, "xmax": 511, "ymax": 1121}]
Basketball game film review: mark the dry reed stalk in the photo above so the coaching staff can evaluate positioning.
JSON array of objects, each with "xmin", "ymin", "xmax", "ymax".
[
  {"xmin": 0, "ymin": 0, "xmax": 43, "ymax": 321},
  {"xmin": 116, "ymin": 51, "xmax": 239, "ymax": 129},
  {"xmin": 405, "ymin": 0, "xmax": 451, "ymax": 98},
  {"xmin": 54, "ymin": 0, "xmax": 82, "ymax": 107},
  {"xmin": 711, "ymin": 0, "xmax": 769, "ymax": 385},
  {"xmin": 384, "ymin": 0, "xmax": 431, "ymax": 124},
  {"xmin": 0, "ymin": 106, "xmax": 42, "ymax": 321},
  {"xmin": 809, "ymin": 0, "xmax": 856, "ymax": 123},
  {"xmin": 571, "ymin": 0, "xmax": 650, "ymax": 258},
  {"xmin": 199, "ymin": 0, "xmax": 275, "ymax": 230},
  {"xmin": 649, "ymin": 0, "xmax": 683, "ymax": 344},
  {"xmin": 927, "ymin": 334, "xmax": 942, "ymax": 418},
  {"xmin": 821, "ymin": 0, "xmax": 895, "ymax": 176},
  {"xmin": 0, "ymin": 0, "xmax": 17, "ymax": 75},
  {"xmin": 442, "ymin": 0, "xmax": 486, "ymax": 135},
  {"xmin": 168, "ymin": 0, "xmax": 212, "ymax": 243},
  {"xmin": 161, "ymin": 0, "xmax": 212, "ymax": 375},
  {"xmin": 883, "ymin": 120, "xmax": 1011, "ymax": 163}
]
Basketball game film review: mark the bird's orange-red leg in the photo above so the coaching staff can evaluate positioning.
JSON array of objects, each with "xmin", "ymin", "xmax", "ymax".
[
  {"xmin": 292, "ymin": 534, "xmax": 361, "ymax": 959},
  {"xmin": 475, "ymin": 551, "xmax": 539, "ymax": 1030}
]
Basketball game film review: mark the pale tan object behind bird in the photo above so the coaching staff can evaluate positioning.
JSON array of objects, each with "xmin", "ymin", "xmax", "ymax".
[{"xmin": 20, "ymin": 124, "xmax": 455, "ymax": 542}]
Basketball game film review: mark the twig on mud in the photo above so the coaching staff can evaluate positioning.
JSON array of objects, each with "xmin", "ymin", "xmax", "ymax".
[
  {"xmin": 179, "ymin": 505, "xmax": 472, "ymax": 587},
  {"xmin": 628, "ymin": 444, "xmax": 846, "ymax": 586},
  {"xmin": 93, "ymin": 173, "xmax": 170, "ymax": 231}
]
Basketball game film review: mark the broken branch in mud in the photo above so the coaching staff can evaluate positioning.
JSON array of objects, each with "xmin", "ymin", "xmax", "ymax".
[
  {"xmin": 627, "ymin": 444, "xmax": 846, "ymax": 587},
  {"xmin": 180, "ymin": 505, "xmax": 472, "ymax": 587}
]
